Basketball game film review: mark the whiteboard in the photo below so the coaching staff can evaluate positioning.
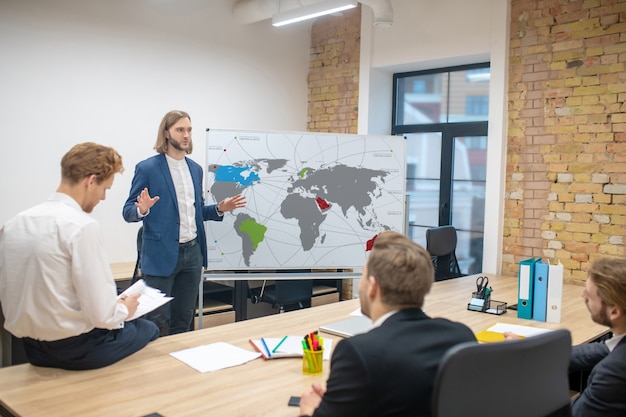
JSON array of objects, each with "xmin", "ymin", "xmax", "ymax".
[{"xmin": 204, "ymin": 129, "xmax": 406, "ymax": 270}]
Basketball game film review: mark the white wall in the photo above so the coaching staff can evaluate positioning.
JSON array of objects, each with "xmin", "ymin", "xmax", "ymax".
[
  {"xmin": 359, "ymin": 0, "xmax": 510, "ymax": 274},
  {"xmin": 0, "ymin": 0, "xmax": 310, "ymax": 263}
]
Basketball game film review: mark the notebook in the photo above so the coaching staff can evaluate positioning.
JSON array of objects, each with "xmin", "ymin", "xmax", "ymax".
[
  {"xmin": 319, "ymin": 315, "xmax": 373, "ymax": 337},
  {"xmin": 249, "ymin": 336, "xmax": 305, "ymax": 360}
]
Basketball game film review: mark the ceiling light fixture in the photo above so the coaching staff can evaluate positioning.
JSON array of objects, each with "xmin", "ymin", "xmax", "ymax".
[{"xmin": 272, "ymin": 0, "xmax": 358, "ymax": 27}]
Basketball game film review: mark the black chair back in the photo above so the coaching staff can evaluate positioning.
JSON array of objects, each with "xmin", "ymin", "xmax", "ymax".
[
  {"xmin": 432, "ymin": 328, "xmax": 573, "ymax": 417},
  {"xmin": 254, "ymin": 279, "xmax": 313, "ymax": 312},
  {"xmin": 426, "ymin": 225, "xmax": 463, "ymax": 280},
  {"xmin": 273, "ymin": 279, "xmax": 313, "ymax": 306}
]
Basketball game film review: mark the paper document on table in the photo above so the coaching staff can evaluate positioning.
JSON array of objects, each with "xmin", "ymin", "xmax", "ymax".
[
  {"xmin": 487, "ymin": 322, "xmax": 553, "ymax": 338},
  {"xmin": 119, "ymin": 279, "xmax": 173, "ymax": 321},
  {"xmin": 170, "ymin": 342, "xmax": 262, "ymax": 373}
]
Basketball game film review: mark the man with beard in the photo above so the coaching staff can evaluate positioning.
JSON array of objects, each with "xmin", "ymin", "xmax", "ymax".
[
  {"xmin": 123, "ymin": 110, "xmax": 246, "ymax": 335},
  {"xmin": 505, "ymin": 256, "xmax": 626, "ymax": 416},
  {"xmin": 568, "ymin": 257, "xmax": 626, "ymax": 416}
]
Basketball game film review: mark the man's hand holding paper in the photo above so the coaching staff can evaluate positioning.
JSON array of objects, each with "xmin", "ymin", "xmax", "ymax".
[{"xmin": 118, "ymin": 279, "xmax": 173, "ymax": 321}]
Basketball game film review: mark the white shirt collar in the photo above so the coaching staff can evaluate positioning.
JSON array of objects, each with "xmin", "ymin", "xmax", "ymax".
[
  {"xmin": 606, "ymin": 332, "xmax": 626, "ymax": 352},
  {"xmin": 50, "ymin": 192, "xmax": 82, "ymax": 212},
  {"xmin": 165, "ymin": 153, "xmax": 186, "ymax": 165},
  {"xmin": 371, "ymin": 310, "xmax": 399, "ymax": 328}
]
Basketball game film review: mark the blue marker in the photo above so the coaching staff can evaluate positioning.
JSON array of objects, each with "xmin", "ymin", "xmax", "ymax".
[{"xmin": 260, "ymin": 337, "xmax": 271, "ymax": 358}]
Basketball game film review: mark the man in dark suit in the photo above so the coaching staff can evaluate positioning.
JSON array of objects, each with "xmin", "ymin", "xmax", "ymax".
[
  {"xmin": 299, "ymin": 231, "xmax": 476, "ymax": 417},
  {"xmin": 123, "ymin": 110, "xmax": 245, "ymax": 335},
  {"xmin": 569, "ymin": 257, "xmax": 626, "ymax": 417}
]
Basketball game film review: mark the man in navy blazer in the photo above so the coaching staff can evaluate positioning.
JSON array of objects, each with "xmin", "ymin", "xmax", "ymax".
[
  {"xmin": 569, "ymin": 257, "xmax": 626, "ymax": 417},
  {"xmin": 123, "ymin": 110, "xmax": 245, "ymax": 335},
  {"xmin": 299, "ymin": 231, "xmax": 476, "ymax": 417}
]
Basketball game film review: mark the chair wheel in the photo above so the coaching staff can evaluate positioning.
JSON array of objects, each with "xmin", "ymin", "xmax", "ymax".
[{"xmin": 250, "ymin": 294, "xmax": 260, "ymax": 304}]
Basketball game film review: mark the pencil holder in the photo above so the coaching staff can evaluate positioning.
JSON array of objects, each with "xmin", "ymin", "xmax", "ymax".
[
  {"xmin": 302, "ymin": 349, "xmax": 324, "ymax": 375},
  {"xmin": 467, "ymin": 292, "xmax": 507, "ymax": 315}
]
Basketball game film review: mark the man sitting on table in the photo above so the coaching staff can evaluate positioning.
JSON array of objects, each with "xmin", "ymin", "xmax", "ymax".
[
  {"xmin": 299, "ymin": 231, "xmax": 476, "ymax": 417},
  {"xmin": 0, "ymin": 142, "xmax": 159, "ymax": 370}
]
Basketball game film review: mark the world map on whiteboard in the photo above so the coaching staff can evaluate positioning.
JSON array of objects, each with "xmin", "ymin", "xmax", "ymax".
[{"xmin": 205, "ymin": 129, "xmax": 406, "ymax": 270}]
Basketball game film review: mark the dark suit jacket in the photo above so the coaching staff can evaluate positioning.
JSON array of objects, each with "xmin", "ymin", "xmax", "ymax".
[
  {"xmin": 571, "ymin": 336, "xmax": 626, "ymax": 417},
  {"xmin": 311, "ymin": 308, "xmax": 476, "ymax": 417},
  {"xmin": 122, "ymin": 154, "xmax": 222, "ymax": 277}
]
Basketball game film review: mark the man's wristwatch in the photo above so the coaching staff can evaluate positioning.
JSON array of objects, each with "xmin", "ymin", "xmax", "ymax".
[{"xmin": 216, "ymin": 203, "xmax": 224, "ymax": 216}]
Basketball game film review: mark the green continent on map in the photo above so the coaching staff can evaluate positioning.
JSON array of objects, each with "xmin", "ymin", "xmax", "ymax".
[{"xmin": 234, "ymin": 213, "xmax": 267, "ymax": 265}]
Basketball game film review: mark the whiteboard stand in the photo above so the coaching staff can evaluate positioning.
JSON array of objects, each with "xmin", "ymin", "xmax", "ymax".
[{"xmin": 197, "ymin": 271, "xmax": 362, "ymax": 325}]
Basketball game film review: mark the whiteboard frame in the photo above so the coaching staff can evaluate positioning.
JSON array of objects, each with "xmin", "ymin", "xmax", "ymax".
[{"xmin": 204, "ymin": 128, "xmax": 406, "ymax": 271}]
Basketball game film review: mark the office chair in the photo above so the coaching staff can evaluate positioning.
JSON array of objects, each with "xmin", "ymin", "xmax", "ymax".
[
  {"xmin": 250, "ymin": 279, "xmax": 313, "ymax": 313},
  {"xmin": 426, "ymin": 225, "xmax": 464, "ymax": 281},
  {"xmin": 432, "ymin": 328, "xmax": 572, "ymax": 417},
  {"xmin": 131, "ymin": 226, "xmax": 143, "ymax": 285}
]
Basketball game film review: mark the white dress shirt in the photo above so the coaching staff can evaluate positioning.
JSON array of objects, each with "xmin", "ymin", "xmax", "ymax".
[
  {"xmin": 0, "ymin": 193, "xmax": 127, "ymax": 341},
  {"xmin": 166, "ymin": 154, "xmax": 197, "ymax": 243},
  {"xmin": 606, "ymin": 332, "xmax": 626, "ymax": 352},
  {"xmin": 371, "ymin": 310, "xmax": 399, "ymax": 329}
]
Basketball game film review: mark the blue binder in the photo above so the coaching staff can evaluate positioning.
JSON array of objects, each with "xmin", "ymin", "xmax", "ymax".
[
  {"xmin": 518, "ymin": 257, "xmax": 538, "ymax": 319},
  {"xmin": 532, "ymin": 260, "xmax": 549, "ymax": 322}
]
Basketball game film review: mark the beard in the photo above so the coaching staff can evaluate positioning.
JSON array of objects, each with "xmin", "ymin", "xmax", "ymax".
[
  {"xmin": 590, "ymin": 305, "xmax": 611, "ymax": 327},
  {"xmin": 168, "ymin": 137, "xmax": 189, "ymax": 152},
  {"xmin": 358, "ymin": 284, "xmax": 371, "ymax": 319}
]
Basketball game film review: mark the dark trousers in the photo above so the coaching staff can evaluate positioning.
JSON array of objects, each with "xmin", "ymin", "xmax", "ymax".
[
  {"xmin": 144, "ymin": 239, "xmax": 203, "ymax": 335},
  {"xmin": 22, "ymin": 318, "xmax": 159, "ymax": 370}
]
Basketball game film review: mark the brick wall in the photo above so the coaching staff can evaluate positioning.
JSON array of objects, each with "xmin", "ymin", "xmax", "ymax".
[
  {"xmin": 309, "ymin": 6, "xmax": 361, "ymax": 299},
  {"xmin": 308, "ymin": 6, "xmax": 361, "ymax": 134},
  {"xmin": 505, "ymin": 0, "xmax": 626, "ymax": 282}
]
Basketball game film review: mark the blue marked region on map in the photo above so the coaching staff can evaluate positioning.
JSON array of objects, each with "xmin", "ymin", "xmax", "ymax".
[
  {"xmin": 205, "ymin": 129, "xmax": 406, "ymax": 270},
  {"xmin": 214, "ymin": 165, "xmax": 260, "ymax": 186}
]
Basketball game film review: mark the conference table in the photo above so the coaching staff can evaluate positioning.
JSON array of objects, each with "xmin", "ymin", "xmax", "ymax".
[{"xmin": 0, "ymin": 274, "xmax": 607, "ymax": 417}]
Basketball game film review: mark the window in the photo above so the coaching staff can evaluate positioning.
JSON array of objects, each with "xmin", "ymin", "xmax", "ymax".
[
  {"xmin": 393, "ymin": 63, "xmax": 490, "ymax": 276},
  {"xmin": 394, "ymin": 63, "xmax": 490, "ymax": 125},
  {"xmin": 466, "ymin": 96, "xmax": 489, "ymax": 116}
]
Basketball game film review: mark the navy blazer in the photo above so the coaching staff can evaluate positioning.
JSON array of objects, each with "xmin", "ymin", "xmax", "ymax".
[
  {"xmin": 571, "ymin": 336, "xmax": 626, "ymax": 417},
  {"xmin": 122, "ymin": 154, "xmax": 222, "ymax": 277},
  {"xmin": 311, "ymin": 309, "xmax": 476, "ymax": 417}
]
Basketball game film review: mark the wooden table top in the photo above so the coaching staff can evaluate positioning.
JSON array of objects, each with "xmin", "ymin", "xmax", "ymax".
[
  {"xmin": 110, "ymin": 262, "xmax": 136, "ymax": 282},
  {"xmin": 0, "ymin": 274, "xmax": 607, "ymax": 417}
]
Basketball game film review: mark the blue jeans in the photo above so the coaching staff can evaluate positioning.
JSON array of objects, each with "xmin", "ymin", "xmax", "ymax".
[{"xmin": 144, "ymin": 240, "xmax": 203, "ymax": 335}]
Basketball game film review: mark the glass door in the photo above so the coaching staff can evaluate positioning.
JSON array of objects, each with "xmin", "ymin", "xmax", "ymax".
[
  {"xmin": 405, "ymin": 129, "xmax": 486, "ymax": 275},
  {"xmin": 451, "ymin": 134, "xmax": 486, "ymax": 275}
]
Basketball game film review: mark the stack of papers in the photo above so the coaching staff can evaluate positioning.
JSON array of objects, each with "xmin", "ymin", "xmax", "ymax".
[{"xmin": 118, "ymin": 279, "xmax": 173, "ymax": 321}]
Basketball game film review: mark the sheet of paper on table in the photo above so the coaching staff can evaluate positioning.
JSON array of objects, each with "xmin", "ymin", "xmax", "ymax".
[{"xmin": 170, "ymin": 342, "xmax": 262, "ymax": 373}]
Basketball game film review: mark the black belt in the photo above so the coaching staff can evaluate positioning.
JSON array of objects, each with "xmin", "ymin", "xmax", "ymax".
[{"xmin": 179, "ymin": 238, "xmax": 198, "ymax": 249}]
